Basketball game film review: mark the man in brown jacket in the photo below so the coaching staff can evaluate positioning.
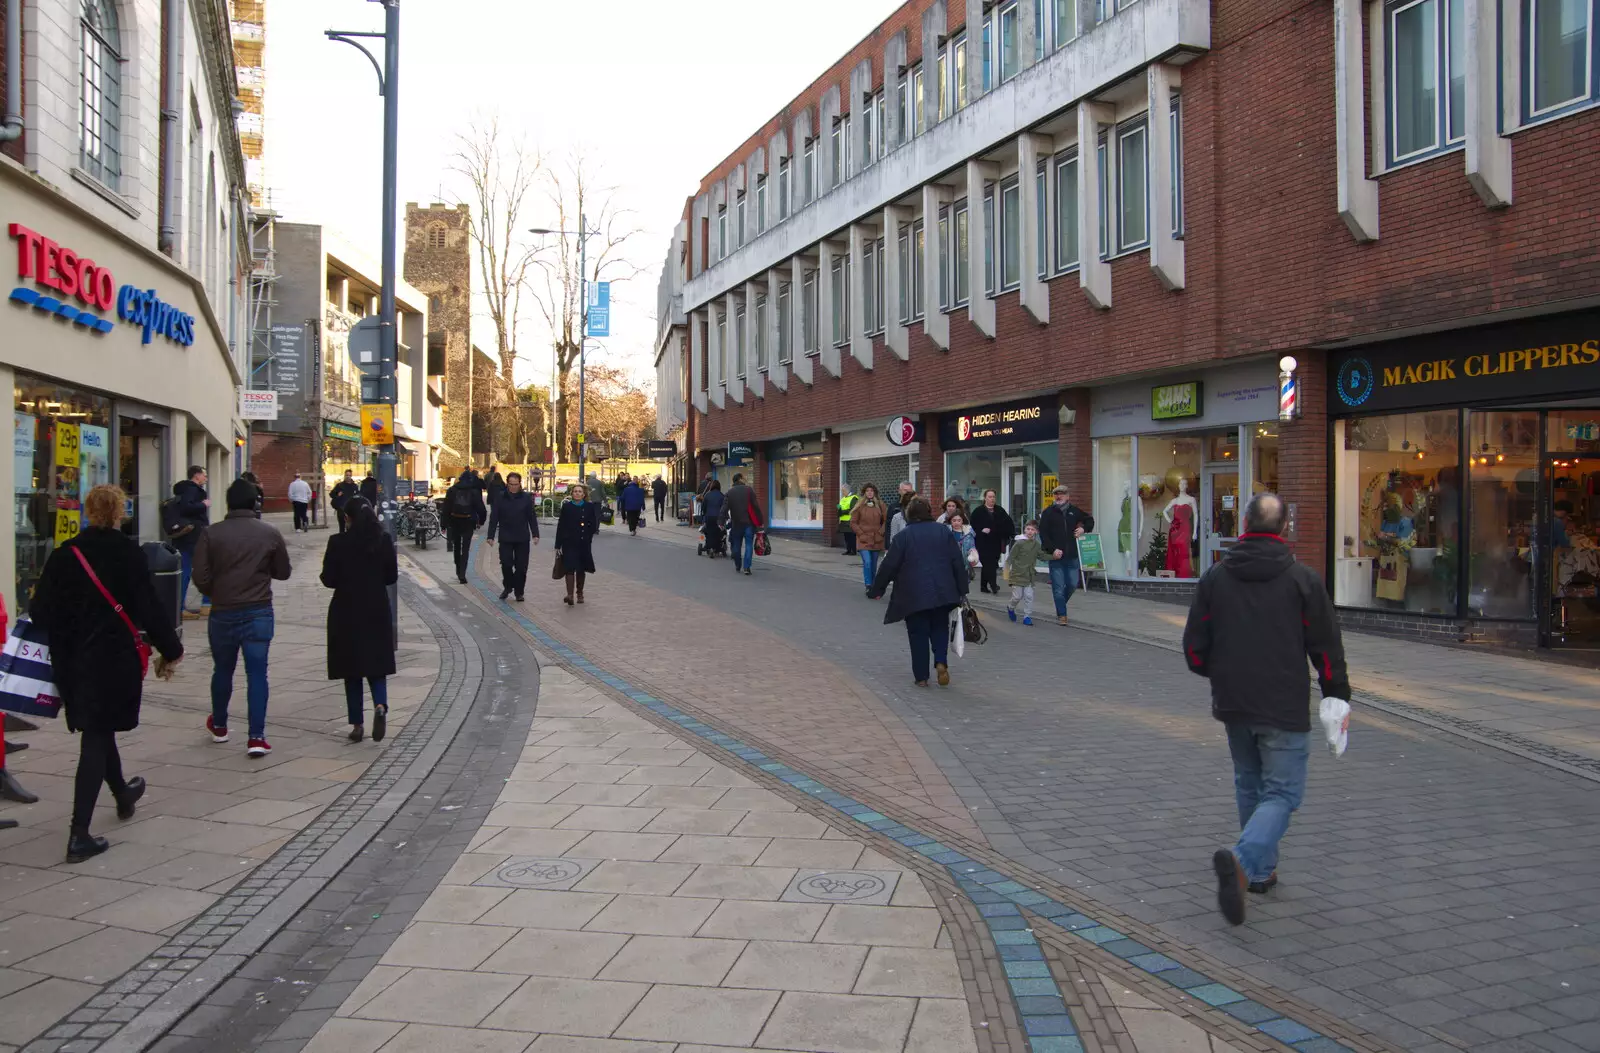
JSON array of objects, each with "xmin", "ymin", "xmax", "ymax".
[{"xmin": 193, "ymin": 479, "xmax": 292, "ymax": 757}]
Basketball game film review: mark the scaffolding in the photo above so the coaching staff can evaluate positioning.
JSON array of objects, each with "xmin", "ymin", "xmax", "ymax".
[
  {"xmin": 246, "ymin": 204, "xmax": 279, "ymax": 408},
  {"xmin": 231, "ymin": 0, "xmax": 267, "ymax": 207}
]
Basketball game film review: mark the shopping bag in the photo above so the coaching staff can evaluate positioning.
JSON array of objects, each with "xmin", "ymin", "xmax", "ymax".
[
  {"xmin": 1319, "ymin": 697, "xmax": 1351, "ymax": 757},
  {"xmin": 960, "ymin": 601, "xmax": 987, "ymax": 645},
  {"xmin": 949, "ymin": 608, "xmax": 965, "ymax": 659},
  {"xmin": 0, "ymin": 618, "xmax": 62, "ymax": 719},
  {"xmin": 754, "ymin": 530, "xmax": 771, "ymax": 557}
]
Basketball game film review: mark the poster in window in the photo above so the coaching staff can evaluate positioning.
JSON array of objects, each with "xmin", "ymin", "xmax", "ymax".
[
  {"xmin": 78, "ymin": 425, "xmax": 111, "ymax": 503},
  {"xmin": 14, "ymin": 412, "xmax": 34, "ymax": 494},
  {"xmin": 52, "ymin": 423, "xmax": 82, "ymax": 529}
]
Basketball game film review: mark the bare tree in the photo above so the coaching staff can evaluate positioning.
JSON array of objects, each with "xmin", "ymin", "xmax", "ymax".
[
  {"xmin": 527, "ymin": 150, "xmax": 645, "ymax": 462},
  {"xmin": 451, "ymin": 118, "xmax": 541, "ymax": 382}
]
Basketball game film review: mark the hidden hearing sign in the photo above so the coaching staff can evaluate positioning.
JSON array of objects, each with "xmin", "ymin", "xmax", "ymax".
[{"xmin": 938, "ymin": 397, "xmax": 1057, "ymax": 449}]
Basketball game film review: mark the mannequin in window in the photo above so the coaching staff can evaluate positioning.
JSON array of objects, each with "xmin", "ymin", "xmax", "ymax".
[
  {"xmin": 1163, "ymin": 477, "xmax": 1197, "ymax": 578},
  {"xmin": 1117, "ymin": 486, "xmax": 1134, "ymax": 575}
]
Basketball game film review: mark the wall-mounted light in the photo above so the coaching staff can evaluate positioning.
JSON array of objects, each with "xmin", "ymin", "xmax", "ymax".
[
  {"xmin": 1278, "ymin": 356, "xmax": 1300, "ymax": 423},
  {"xmin": 1058, "ymin": 404, "xmax": 1077, "ymax": 426}
]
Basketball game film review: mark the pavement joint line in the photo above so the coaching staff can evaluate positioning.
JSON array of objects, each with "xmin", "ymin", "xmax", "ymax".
[
  {"xmin": 70, "ymin": 576, "xmax": 480, "ymax": 1053},
  {"xmin": 637, "ymin": 524, "xmax": 1600, "ymax": 786},
  {"xmin": 468, "ymin": 557, "xmax": 1370, "ymax": 1053}
]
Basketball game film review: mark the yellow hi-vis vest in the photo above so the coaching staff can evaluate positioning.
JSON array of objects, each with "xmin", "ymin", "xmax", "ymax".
[{"xmin": 837, "ymin": 493, "xmax": 859, "ymax": 523}]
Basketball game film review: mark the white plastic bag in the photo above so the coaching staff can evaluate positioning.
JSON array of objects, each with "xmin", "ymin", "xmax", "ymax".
[
  {"xmin": 949, "ymin": 608, "xmax": 965, "ymax": 659},
  {"xmin": 1319, "ymin": 696, "xmax": 1351, "ymax": 757}
]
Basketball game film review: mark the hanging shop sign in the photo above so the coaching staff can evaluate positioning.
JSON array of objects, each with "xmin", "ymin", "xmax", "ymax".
[
  {"xmin": 8, "ymin": 223, "xmax": 195, "ymax": 346},
  {"xmin": 727, "ymin": 441, "xmax": 754, "ymax": 465},
  {"xmin": 646, "ymin": 439, "xmax": 678, "ymax": 457},
  {"xmin": 324, "ymin": 421, "xmax": 362, "ymax": 443},
  {"xmin": 886, "ymin": 415, "xmax": 924, "ymax": 447},
  {"xmin": 939, "ymin": 397, "xmax": 1057, "ymax": 450},
  {"xmin": 1329, "ymin": 310, "xmax": 1600, "ymax": 414},
  {"xmin": 1151, "ymin": 382, "xmax": 1203, "ymax": 421}
]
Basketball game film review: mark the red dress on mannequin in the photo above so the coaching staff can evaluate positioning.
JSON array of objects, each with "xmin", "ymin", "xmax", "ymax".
[{"xmin": 1165, "ymin": 502, "xmax": 1195, "ymax": 578}]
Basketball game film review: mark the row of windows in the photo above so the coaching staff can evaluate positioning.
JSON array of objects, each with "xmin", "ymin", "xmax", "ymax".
[{"xmin": 1385, "ymin": 0, "xmax": 1600, "ymax": 166}]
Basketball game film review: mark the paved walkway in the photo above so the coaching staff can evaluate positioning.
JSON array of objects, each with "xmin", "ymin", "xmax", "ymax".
[
  {"xmin": 0, "ymin": 520, "xmax": 439, "ymax": 1051},
  {"xmin": 640, "ymin": 522, "xmax": 1600, "ymax": 770}
]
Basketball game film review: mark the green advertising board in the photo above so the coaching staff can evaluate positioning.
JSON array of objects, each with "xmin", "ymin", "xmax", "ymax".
[
  {"xmin": 1076, "ymin": 533, "xmax": 1106, "ymax": 571},
  {"xmin": 1151, "ymin": 381, "xmax": 1202, "ymax": 420}
]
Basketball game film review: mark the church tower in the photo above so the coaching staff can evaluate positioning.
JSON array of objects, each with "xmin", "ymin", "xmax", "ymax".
[{"xmin": 404, "ymin": 203, "xmax": 473, "ymax": 471}]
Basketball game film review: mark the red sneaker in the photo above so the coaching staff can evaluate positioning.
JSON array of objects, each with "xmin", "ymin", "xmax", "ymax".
[
  {"xmin": 206, "ymin": 716, "xmax": 229, "ymax": 743},
  {"xmin": 246, "ymin": 738, "xmax": 271, "ymax": 758}
]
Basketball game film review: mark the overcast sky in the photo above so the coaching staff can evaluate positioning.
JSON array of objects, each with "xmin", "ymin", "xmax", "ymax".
[{"xmin": 265, "ymin": 0, "xmax": 900, "ymax": 391}]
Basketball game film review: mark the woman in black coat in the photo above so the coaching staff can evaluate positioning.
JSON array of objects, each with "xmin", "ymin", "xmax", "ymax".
[
  {"xmin": 30, "ymin": 485, "xmax": 184, "ymax": 863},
  {"xmin": 968, "ymin": 489, "xmax": 1016, "ymax": 595},
  {"xmin": 867, "ymin": 497, "xmax": 970, "ymax": 688},
  {"xmin": 555, "ymin": 483, "xmax": 600, "ymax": 606},
  {"xmin": 320, "ymin": 498, "xmax": 398, "ymax": 742}
]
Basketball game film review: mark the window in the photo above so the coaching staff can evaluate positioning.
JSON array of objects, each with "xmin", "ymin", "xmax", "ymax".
[
  {"xmin": 831, "ymin": 119, "xmax": 843, "ymax": 184},
  {"xmin": 863, "ymin": 241, "xmax": 878, "ymax": 335},
  {"xmin": 754, "ymin": 294, "xmax": 767, "ymax": 370},
  {"xmin": 938, "ymin": 48, "xmax": 950, "ymax": 121},
  {"xmin": 1036, "ymin": 162, "xmax": 1049, "ymax": 278},
  {"xmin": 778, "ymin": 158, "xmax": 791, "ymax": 218},
  {"xmin": 803, "ymin": 139, "xmax": 817, "ymax": 202},
  {"xmin": 937, "ymin": 207, "xmax": 951, "ymax": 310},
  {"xmin": 717, "ymin": 206, "xmax": 728, "ymax": 260},
  {"xmin": 952, "ymin": 200, "xmax": 970, "ymax": 307},
  {"xmin": 716, "ymin": 314, "xmax": 728, "ymax": 387},
  {"xmin": 983, "ymin": 186, "xmax": 996, "ymax": 296},
  {"xmin": 1035, "ymin": 0, "xmax": 1047, "ymax": 60},
  {"xmin": 1524, "ymin": 0, "xmax": 1596, "ymax": 118},
  {"xmin": 912, "ymin": 65, "xmax": 926, "ymax": 134},
  {"xmin": 830, "ymin": 257, "xmax": 850, "ymax": 346},
  {"xmin": 876, "ymin": 91, "xmax": 887, "ymax": 158},
  {"xmin": 863, "ymin": 96, "xmax": 876, "ymax": 166},
  {"xmin": 778, "ymin": 282, "xmax": 793, "ymax": 364},
  {"xmin": 983, "ymin": 14, "xmax": 994, "ymax": 92},
  {"xmin": 1097, "ymin": 135, "xmax": 1109, "ymax": 259},
  {"xmin": 999, "ymin": 1, "xmax": 1020, "ymax": 83},
  {"xmin": 734, "ymin": 304, "xmax": 747, "ymax": 379},
  {"xmin": 803, "ymin": 269, "xmax": 820, "ymax": 355},
  {"xmin": 898, "ymin": 227, "xmax": 912, "ymax": 323},
  {"xmin": 1385, "ymin": 0, "xmax": 1465, "ymax": 164},
  {"xmin": 954, "ymin": 33, "xmax": 969, "ymax": 109},
  {"xmin": 1060, "ymin": 0, "xmax": 1080, "ymax": 46},
  {"xmin": 897, "ymin": 77, "xmax": 910, "ymax": 144},
  {"xmin": 429, "ymin": 294, "xmax": 443, "ymax": 313},
  {"xmin": 843, "ymin": 114, "xmax": 853, "ymax": 177},
  {"xmin": 912, "ymin": 220, "xmax": 925, "ymax": 319},
  {"xmin": 1117, "ymin": 118, "xmax": 1149, "ymax": 251},
  {"xmin": 79, "ymin": 0, "xmax": 123, "ymax": 187},
  {"xmin": 736, "ymin": 191, "xmax": 747, "ymax": 247},
  {"xmin": 874, "ymin": 237, "xmax": 886, "ymax": 332},
  {"xmin": 1170, "ymin": 96, "xmax": 1185, "ymax": 236},
  {"xmin": 427, "ymin": 223, "xmax": 447, "ymax": 250},
  {"xmin": 999, "ymin": 177, "xmax": 1021, "ymax": 291},
  {"xmin": 756, "ymin": 176, "xmax": 767, "ymax": 234},
  {"xmin": 188, "ymin": 102, "xmax": 204, "ymax": 270},
  {"xmin": 1054, "ymin": 149, "xmax": 1079, "ymax": 271}
]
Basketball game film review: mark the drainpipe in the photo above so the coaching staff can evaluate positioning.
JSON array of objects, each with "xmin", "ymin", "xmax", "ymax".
[
  {"xmin": 157, "ymin": 0, "xmax": 183, "ymax": 254},
  {"xmin": 0, "ymin": 0, "xmax": 24, "ymax": 142}
]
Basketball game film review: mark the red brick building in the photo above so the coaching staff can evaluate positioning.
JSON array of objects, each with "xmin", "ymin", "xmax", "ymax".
[{"xmin": 655, "ymin": 0, "xmax": 1600, "ymax": 649}]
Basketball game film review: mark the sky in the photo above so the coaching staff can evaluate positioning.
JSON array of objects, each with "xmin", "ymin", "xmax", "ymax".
[{"xmin": 265, "ymin": 0, "xmax": 902, "ymax": 393}]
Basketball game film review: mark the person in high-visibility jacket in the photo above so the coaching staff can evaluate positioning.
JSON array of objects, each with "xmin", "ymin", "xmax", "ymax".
[{"xmin": 837, "ymin": 489, "xmax": 861, "ymax": 556}]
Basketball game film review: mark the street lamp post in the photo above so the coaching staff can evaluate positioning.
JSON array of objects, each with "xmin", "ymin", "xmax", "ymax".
[
  {"xmin": 328, "ymin": 0, "xmax": 400, "ymax": 638},
  {"xmin": 529, "ymin": 216, "xmax": 601, "ymax": 487}
]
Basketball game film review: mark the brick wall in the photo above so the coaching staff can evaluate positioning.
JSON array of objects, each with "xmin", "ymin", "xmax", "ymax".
[
  {"xmin": 1279, "ymin": 351, "xmax": 1328, "ymax": 573},
  {"xmin": 249, "ymin": 430, "xmax": 315, "ymax": 513}
]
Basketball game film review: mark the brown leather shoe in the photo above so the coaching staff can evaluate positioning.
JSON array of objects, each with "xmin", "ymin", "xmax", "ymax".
[
  {"xmin": 935, "ymin": 663, "xmax": 950, "ymax": 687},
  {"xmin": 1213, "ymin": 849, "xmax": 1248, "ymax": 925},
  {"xmin": 1058, "ymin": 615, "xmax": 1070, "ymax": 626}
]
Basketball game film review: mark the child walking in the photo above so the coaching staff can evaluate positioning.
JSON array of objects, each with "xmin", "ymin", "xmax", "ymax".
[{"xmin": 1005, "ymin": 521, "xmax": 1048, "ymax": 625}]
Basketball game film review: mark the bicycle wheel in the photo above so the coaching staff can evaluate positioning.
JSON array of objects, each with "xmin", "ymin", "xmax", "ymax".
[{"xmin": 397, "ymin": 514, "xmax": 415, "ymax": 539}]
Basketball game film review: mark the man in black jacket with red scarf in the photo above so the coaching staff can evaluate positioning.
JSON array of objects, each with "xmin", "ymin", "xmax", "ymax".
[{"xmin": 1182, "ymin": 492, "xmax": 1349, "ymax": 927}]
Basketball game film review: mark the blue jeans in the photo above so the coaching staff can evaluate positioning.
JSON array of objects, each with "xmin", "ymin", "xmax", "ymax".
[
  {"xmin": 345, "ymin": 676, "xmax": 388, "ymax": 726},
  {"xmin": 178, "ymin": 547, "xmax": 210, "ymax": 609},
  {"xmin": 208, "ymin": 607, "xmax": 274, "ymax": 739},
  {"xmin": 903, "ymin": 606, "xmax": 953, "ymax": 683},
  {"xmin": 732, "ymin": 525, "xmax": 756, "ymax": 570},
  {"xmin": 860, "ymin": 549, "xmax": 881, "ymax": 587},
  {"xmin": 1225, "ymin": 723, "xmax": 1310, "ymax": 882},
  {"xmin": 1048, "ymin": 560, "xmax": 1080, "ymax": 617}
]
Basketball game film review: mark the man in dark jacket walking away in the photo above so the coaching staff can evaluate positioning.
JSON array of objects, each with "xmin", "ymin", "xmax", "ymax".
[
  {"xmin": 1037, "ymin": 485, "xmax": 1094, "ymax": 626},
  {"xmin": 723, "ymin": 473, "xmax": 763, "ymax": 575},
  {"xmin": 1182, "ymin": 493, "xmax": 1350, "ymax": 927},
  {"xmin": 167, "ymin": 466, "xmax": 211, "ymax": 615},
  {"xmin": 331, "ymin": 470, "xmax": 359, "ymax": 533},
  {"xmin": 359, "ymin": 473, "xmax": 379, "ymax": 506},
  {"xmin": 487, "ymin": 472, "xmax": 539, "ymax": 601},
  {"xmin": 620, "ymin": 477, "xmax": 647, "ymax": 535},
  {"xmin": 652, "ymin": 476, "xmax": 668, "ymax": 522},
  {"xmin": 193, "ymin": 480, "xmax": 292, "ymax": 758},
  {"xmin": 443, "ymin": 470, "xmax": 487, "ymax": 584}
]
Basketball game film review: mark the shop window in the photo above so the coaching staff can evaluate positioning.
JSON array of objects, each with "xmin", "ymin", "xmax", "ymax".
[
  {"xmin": 1333, "ymin": 412, "xmax": 1461, "ymax": 614},
  {"xmin": 1545, "ymin": 409, "xmax": 1600, "ymax": 640},
  {"xmin": 1252, "ymin": 424, "xmax": 1280, "ymax": 497},
  {"xmin": 14, "ymin": 378, "xmax": 115, "ymax": 614},
  {"xmin": 1136, "ymin": 435, "xmax": 1202, "ymax": 580},
  {"xmin": 771, "ymin": 455, "xmax": 824, "ymax": 527},
  {"xmin": 1467, "ymin": 410, "xmax": 1539, "ymax": 618},
  {"xmin": 946, "ymin": 445, "xmax": 1058, "ymax": 525},
  {"xmin": 1095, "ymin": 437, "xmax": 1137, "ymax": 578},
  {"xmin": 1523, "ymin": 0, "xmax": 1596, "ymax": 121}
]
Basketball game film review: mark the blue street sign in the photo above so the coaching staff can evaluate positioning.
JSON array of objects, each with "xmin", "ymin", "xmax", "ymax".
[{"xmin": 586, "ymin": 282, "xmax": 611, "ymax": 338}]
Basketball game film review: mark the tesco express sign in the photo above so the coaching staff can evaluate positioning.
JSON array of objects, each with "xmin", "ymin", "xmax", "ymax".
[{"xmin": 9, "ymin": 223, "xmax": 196, "ymax": 347}]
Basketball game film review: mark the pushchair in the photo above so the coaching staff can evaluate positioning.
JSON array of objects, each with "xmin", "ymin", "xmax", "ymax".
[{"xmin": 698, "ymin": 516, "xmax": 728, "ymax": 558}]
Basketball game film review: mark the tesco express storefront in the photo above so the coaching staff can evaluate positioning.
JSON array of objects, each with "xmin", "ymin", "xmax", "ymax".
[{"xmin": 2, "ymin": 166, "xmax": 242, "ymax": 615}]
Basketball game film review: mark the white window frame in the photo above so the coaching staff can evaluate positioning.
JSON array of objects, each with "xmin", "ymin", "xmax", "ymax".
[
  {"xmin": 862, "ymin": 95, "xmax": 877, "ymax": 166},
  {"xmin": 1036, "ymin": 160, "xmax": 1050, "ymax": 279},
  {"xmin": 754, "ymin": 294, "xmax": 767, "ymax": 370},
  {"xmin": 999, "ymin": 176, "xmax": 1022, "ymax": 292},
  {"xmin": 831, "ymin": 119, "xmax": 843, "ymax": 184},
  {"xmin": 898, "ymin": 226, "xmax": 912, "ymax": 323},
  {"xmin": 717, "ymin": 205, "xmax": 728, "ymax": 260},
  {"xmin": 803, "ymin": 139, "xmax": 817, "ymax": 202},
  {"xmin": 1523, "ymin": 0, "xmax": 1598, "ymax": 121},
  {"xmin": 1170, "ymin": 95, "xmax": 1185, "ymax": 237},
  {"xmin": 756, "ymin": 176, "xmax": 767, "ymax": 234},
  {"xmin": 778, "ymin": 158, "xmax": 791, "ymax": 219},
  {"xmin": 778, "ymin": 282, "xmax": 794, "ymax": 364},
  {"xmin": 912, "ymin": 64, "xmax": 926, "ymax": 135},
  {"xmin": 1116, "ymin": 117, "xmax": 1150, "ymax": 253},
  {"xmin": 876, "ymin": 91, "xmax": 888, "ymax": 159},
  {"xmin": 999, "ymin": 1, "xmax": 1021, "ymax": 84},
  {"xmin": 830, "ymin": 256, "xmax": 849, "ymax": 347},
  {"xmin": 736, "ymin": 191, "xmax": 747, "ymax": 247},
  {"xmin": 871, "ymin": 237, "xmax": 886, "ymax": 334},
  {"xmin": 983, "ymin": 185, "xmax": 997, "ymax": 297},
  {"xmin": 1383, "ymin": 0, "xmax": 1466, "ymax": 167},
  {"xmin": 897, "ymin": 76, "xmax": 910, "ymax": 145},
  {"xmin": 938, "ymin": 206, "xmax": 951, "ymax": 310},
  {"xmin": 951, "ymin": 200, "xmax": 971, "ymax": 308},
  {"xmin": 911, "ymin": 219, "xmax": 926, "ymax": 320},
  {"xmin": 734, "ymin": 303, "xmax": 747, "ymax": 379},
  {"xmin": 79, "ymin": 0, "xmax": 123, "ymax": 189},
  {"xmin": 803, "ymin": 269, "xmax": 820, "ymax": 355},
  {"xmin": 982, "ymin": 13, "xmax": 994, "ymax": 92},
  {"xmin": 1054, "ymin": 0, "xmax": 1079, "ymax": 50},
  {"xmin": 716, "ymin": 314, "xmax": 728, "ymax": 388}
]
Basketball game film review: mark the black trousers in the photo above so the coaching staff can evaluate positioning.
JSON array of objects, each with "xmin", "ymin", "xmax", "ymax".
[
  {"xmin": 654, "ymin": 496, "xmax": 665, "ymax": 521},
  {"xmin": 73, "ymin": 729, "xmax": 127, "ymax": 832},
  {"xmin": 978, "ymin": 550, "xmax": 1002, "ymax": 592},
  {"xmin": 334, "ymin": 505, "xmax": 348, "ymax": 533},
  {"xmin": 842, "ymin": 526, "xmax": 857, "ymax": 555},
  {"xmin": 291, "ymin": 501, "xmax": 309, "ymax": 531},
  {"xmin": 499, "ymin": 540, "xmax": 530, "ymax": 595},
  {"xmin": 448, "ymin": 518, "xmax": 475, "ymax": 579},
  {"xmin": 626, "ymin": 509, "xmax": 641, "ymax": 534}
]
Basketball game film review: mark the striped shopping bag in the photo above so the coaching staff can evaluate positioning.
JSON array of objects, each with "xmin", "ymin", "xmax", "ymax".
[{"xmin": 0, "ymin": 618, "xmax": 61, "ymax": 719}]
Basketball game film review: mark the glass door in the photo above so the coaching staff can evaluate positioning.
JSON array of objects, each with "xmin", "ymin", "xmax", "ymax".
[
  {"xmin": 1202, "ymin": 466, "xmax": 1240, "ymax": 567},
  {"xmin": 1004, "ymin": 457, "xmax": 1030, "ymax": 523},
  {"xmin": 1543, "ymin": 453, "xmax": 1600, "ymax": 647}
]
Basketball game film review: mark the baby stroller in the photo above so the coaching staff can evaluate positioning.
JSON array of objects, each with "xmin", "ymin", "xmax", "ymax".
[{"xmin": 698, "ymin": 516, "xmax": 728, "ymax": 558}]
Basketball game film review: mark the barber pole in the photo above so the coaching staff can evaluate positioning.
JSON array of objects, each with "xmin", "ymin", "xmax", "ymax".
[{"xmin": 1278, "ymin": 355, "xmax": 1300, "ymax": 422}]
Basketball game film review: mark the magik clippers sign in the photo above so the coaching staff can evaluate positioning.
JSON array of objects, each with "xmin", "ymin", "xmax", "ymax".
[{"xmin": 9, "ymin": 223, "xmax": 196, "ymax": 347}]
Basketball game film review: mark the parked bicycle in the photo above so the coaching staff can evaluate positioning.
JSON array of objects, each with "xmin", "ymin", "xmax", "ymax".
[{"xmin": 396, "ymin": 495, "xmax": 440, "ymax": 549}]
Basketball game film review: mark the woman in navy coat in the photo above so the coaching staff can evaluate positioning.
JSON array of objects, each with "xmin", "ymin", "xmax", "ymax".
[
  {"xmin": 555, "ymin": 483, "xmax": 600, "ymax": 605},
  {"xmin": 867, "ymin": 496, "xmax": 969, "ymax": 687}
]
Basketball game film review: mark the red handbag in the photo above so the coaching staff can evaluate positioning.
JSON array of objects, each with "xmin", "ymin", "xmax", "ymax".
[{"xmin": 73, "ymin": 548, "xmax": 152, "ymax": 678}]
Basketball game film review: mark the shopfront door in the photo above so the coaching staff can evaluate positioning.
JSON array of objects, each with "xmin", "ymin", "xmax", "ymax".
[
  {"xmin": 1543, "ymin": 453, "xmax": 1600, "ymax": 648},
  {"xmin": 1005, "ymin": 460, "xmax": 1030, "ymax": 522},
  {"xmin": 1203, "ymin": 467, "xmax": 1240, "ymax": 568}
]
